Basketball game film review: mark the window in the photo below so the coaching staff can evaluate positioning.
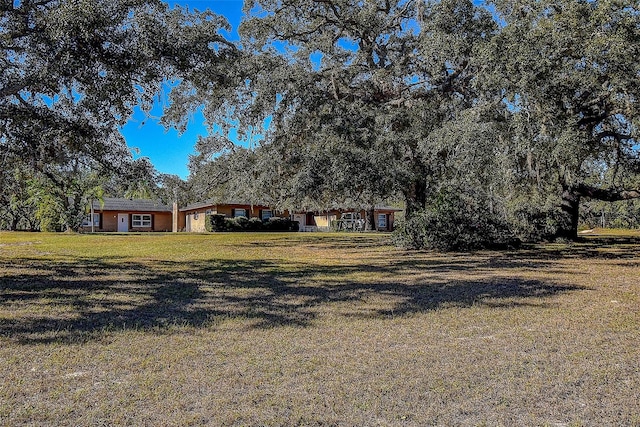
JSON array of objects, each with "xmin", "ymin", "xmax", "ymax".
[
  {"xmin": 233, "ymin": 208, "xmax": 246, "ymax": 218},
  {"xmin": 205, "ymin": 209, "xmax": 212, "ymax": 215},
  {"xmin": 82, "ymin": 213, "xmax": 100, "ymax": 227},
  {"xmin": 341, "ymin": 212, "xmax": 360, "ymax": 221},
  {"xmin": 132, "ymin": 214, "xmax": 152, "ymax": 228},
  {"xmin": 261, "ymin": 209, "xmax": 273, "ymax": 220},
  {"xmin": 378, "ymin": 214, "xmax": 387, "ymax": 229},
  {"xmin": 194, "ymin": 212, "xmax": 199, "ymax": 220}
]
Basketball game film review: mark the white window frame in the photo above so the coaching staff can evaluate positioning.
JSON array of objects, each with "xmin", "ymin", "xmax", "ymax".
[
  {"xmin": 378, "ymin": 213, "xmax": 387, "ymax": 229},
  {"xmin": 233, "ymin": 208, "xmax": 247, "ymax": 218},
  {"xmin": 132, "ymin": 214, "xmax": 152, "ymax": 228},
  {"xmin": 261, "ymin": 209, "xmax": 273, "ymax": 220},
  {"xmin": 82, "ymin": 213, "xmax": 100, "ymax": 227}
]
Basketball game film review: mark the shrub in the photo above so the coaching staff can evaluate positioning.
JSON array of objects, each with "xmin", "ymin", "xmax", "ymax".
[
  {"xmin": 206, "ymin": 214, "xmax": 227, "ymax": 232},
  {"xmin": 247, "ymin": 217, "xmax": 264, "ymax": 231},
  {"xmin": 205, "ymin": 214, "xmax": 299, "ymax": 232},
  {"xmin": 263, "ymin": 217, "xmax": 299, "ymax": 232},
  {"xmin": 508, "ymin": 204, "xmax": 562, "ymax": 242},
  {"xmin": 233, "ymin": 216, "xmax": 249, "ymax": 230},
  {"xmin": 393, "ymin": 188, "xmax": 518, "ymax": 251},
  {"xmin": 504, "ymin": 193, "xmax": 565, "ymax": 242}
]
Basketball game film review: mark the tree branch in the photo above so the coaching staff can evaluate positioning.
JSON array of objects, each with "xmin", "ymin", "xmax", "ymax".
[
  {"xmin": 596, "ymin": 131, "xmax": 632, "ymax": 141},
  {"xmin": 574, "ymin": 183, "xmax": 640, "ymax": 201}
]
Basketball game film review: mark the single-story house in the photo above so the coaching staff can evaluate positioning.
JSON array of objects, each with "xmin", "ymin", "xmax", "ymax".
[
  {"xmin": 81, "ymin": 198, "xmax": 401, "ymax": 233},
  {"xmin": 81, "ymin": 198, "xmax": 173, "ymax": 232}
]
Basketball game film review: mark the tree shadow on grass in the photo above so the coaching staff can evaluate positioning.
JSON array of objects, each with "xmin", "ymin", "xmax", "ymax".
[
  {"xmin": 0, "ymin": 239, "xmax": 614, "ymax": 344},
  {"xmin": 238, "ymin": 233, "xmax": 392, "ymax": 249},
  {"xmin": 520, "ymin": 235, "xmax": 640, "ymax": 259}
]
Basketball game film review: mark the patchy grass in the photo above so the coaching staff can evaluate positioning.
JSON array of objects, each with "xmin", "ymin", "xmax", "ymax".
[
  {"xmin": 579, "ymin": 227, "xmax": 640, "ymax": 238},
  {"xmin": 1, "ymin": 231, "xmax": 639, "ymax": 426}
]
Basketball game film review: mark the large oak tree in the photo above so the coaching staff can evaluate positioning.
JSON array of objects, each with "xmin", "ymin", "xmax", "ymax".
[
  {"xmin": 489, "ymin": 0, "xmax": 640, "ymax": 239},
  {"xmin": 189, "ymin": 0, "xmax": 501, "ymax": 222},
  {"xmin": 1, "ymin": 0, "xmax": 237, "ymax": 230}
]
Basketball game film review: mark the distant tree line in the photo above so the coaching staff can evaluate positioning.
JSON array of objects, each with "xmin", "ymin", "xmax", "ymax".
[{"xmin": 2, "ymin": 0, "xmax": 639, "ymax": 248}]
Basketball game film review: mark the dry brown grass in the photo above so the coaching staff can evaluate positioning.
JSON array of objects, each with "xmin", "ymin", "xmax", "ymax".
[{"xmin": 1, "ymin": 231, "xmax": 639, "ymax": 426}]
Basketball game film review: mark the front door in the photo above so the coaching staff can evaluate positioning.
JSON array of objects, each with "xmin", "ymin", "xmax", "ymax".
[{"xmin": 117, "ymin": 214, "xmax": 128, "ymax": 232}]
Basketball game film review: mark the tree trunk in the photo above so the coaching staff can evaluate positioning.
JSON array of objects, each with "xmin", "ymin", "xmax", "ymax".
[
  {"xmin": 364, "ymin": 206, "xmax": 375, "ymax": 231},
  {"xmin": 404, "ymin": 178, "xmax": 428, "ymax": 218},
  {"xmin": 64, "ymin": 194, "xmax": 85, "ymax": 232},
  {"xmin": 556, "ymin": 188, "xmax": 580, "ymax": 240}
]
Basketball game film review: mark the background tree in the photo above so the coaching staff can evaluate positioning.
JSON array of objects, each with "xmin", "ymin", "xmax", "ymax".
[
  {"xmin": 0, "ymin": 163, "xmax": 39, "ymax": 231},
  {"xmin": 188, "ymin": 139, "xmax": 269, "ymax": 206},
  {"xmin": 120, "ymin": 157, "xmax": 160, "ymax": 200},
  {"xmin": 157, "ymin": 173, "xmax": 194, "ymax": 207}
]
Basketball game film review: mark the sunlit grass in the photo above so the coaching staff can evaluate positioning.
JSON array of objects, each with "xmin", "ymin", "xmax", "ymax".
[{"xmin": 1, "ymin": 231, "xmax": 639, "ymax": 425}]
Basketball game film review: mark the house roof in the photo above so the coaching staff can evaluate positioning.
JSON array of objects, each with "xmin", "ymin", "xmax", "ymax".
[
  {"xmin": 179, "ymin": 200, "xmax": 403, "ymax": 213},
  {"xmin": 180, "ymin": 199, "xmax": 216, "ymax": 212},
  {"xmin": 180, "ymin": 200, "xmax": 270, "ymax": 212},
  {"xmin": 91, "ymin": 198, "xmax": 172, "ymax": 213},
  {"xmin": 373, "ymin": 206, "xmax": 403, "ymax": 212},
  {"xmin": 304, "ymin": 206, "xmax": 403, "ymax": 213}
]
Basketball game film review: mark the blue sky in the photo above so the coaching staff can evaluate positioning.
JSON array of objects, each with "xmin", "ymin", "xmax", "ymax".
[{"xmin": 120, "ymin": 1, "xmax": 244, "ymax": 180}]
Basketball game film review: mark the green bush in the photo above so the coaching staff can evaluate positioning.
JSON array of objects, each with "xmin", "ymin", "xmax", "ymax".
[
  {"xmin": 205, "ymin": 214, "xmax": 227, "ymax": 232},
  {"xmin": 205, "ymin": 214, "xmax": 299, "ymax": 232},
  {"xmin": 247, "ymin": 217, "xmax": 264, "ymax": 231},
  {"xmin": 504, "ymin": 194, "xmax": 564, "ymax": 242},
  {"xmin": 263, "ymin": 217, "xmax": 299, "ymax": 232},
  {"xmin": 393, "ymin": 189, "xmax": 518, "ymax": 251},
  {"xmin": 508, "ymin": 204, "xmax": 562, "ymax": 242},
  {"xmin": 234, "ymin": 216, "xmax": 249, "ymax": 230}
]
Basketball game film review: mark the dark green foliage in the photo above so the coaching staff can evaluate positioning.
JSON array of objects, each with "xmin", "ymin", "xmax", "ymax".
[
  {"xmin": 205, "ymin": 215, "xmax": 299, "ymax": 232},
  {"xmin": 508, "ymin": 204, "xmax": 561, "ymax": 243},
  {"xmin": 394, "ymin": 189, "xmax": 517, "ymax": 251},
  {"xmin": 263, "ymin": 217, "xmax": 299, "ymax": 232},
  {"xmin": 247, "ymin": 217, "xmax": 264, "ymax": 231},
  {"xmin": 7, "ymin": 0, "xmax": 640, "ymax": 241},
  {"xmin": 234, "ymin": 216, "xmax": 250, "ymax": 230},
  {"xmin": 502, "ymin": 192, "xmax": 567, "ymax": 242},
  {"xmin": 486, "ymin": 0, "xmax": 640, "ymax": 239},
  {"xmin": 205, "ymin": 214, "xmax": 226, "ymax": 232}
]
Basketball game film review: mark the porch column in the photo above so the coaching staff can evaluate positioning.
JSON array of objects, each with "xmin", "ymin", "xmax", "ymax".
[{"xmin": 172, "ymin": 202, "xmax": 179, "ymax": 232}]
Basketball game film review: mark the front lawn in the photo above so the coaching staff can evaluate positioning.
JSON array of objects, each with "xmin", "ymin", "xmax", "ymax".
[{"xmin": 1, "ymin": 232, "xmax": 638, "ymax": 425}]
